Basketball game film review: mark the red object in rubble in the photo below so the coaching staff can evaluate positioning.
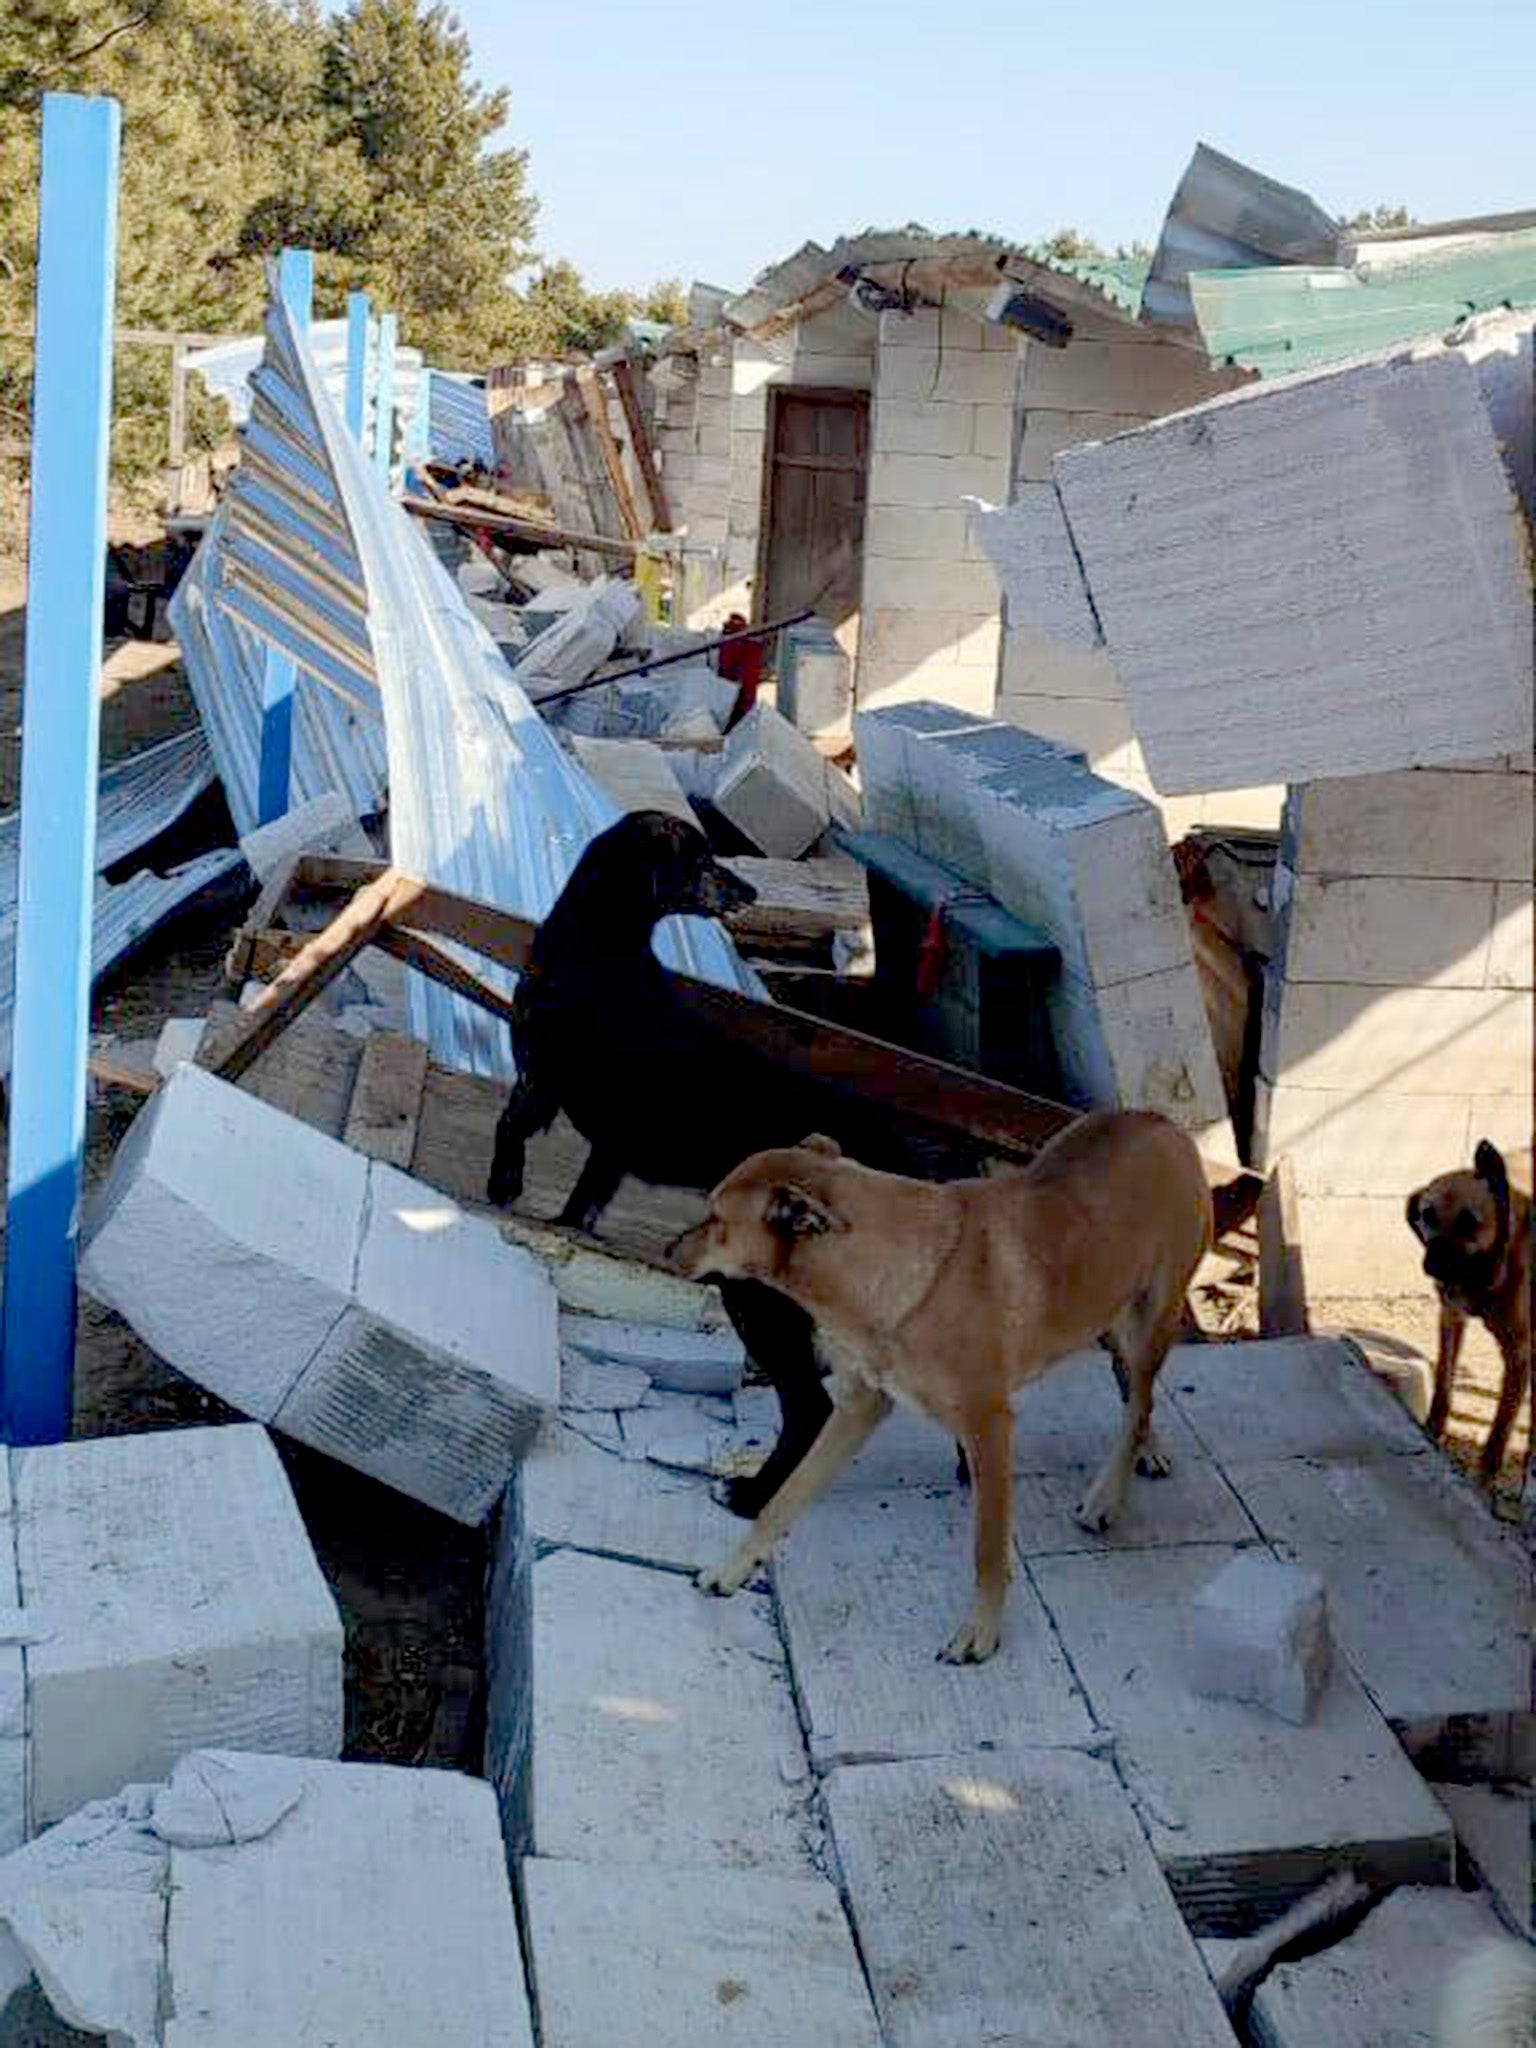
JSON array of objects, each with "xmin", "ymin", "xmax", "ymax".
[{"xmin": 715, "ymin": 612, "xmax": 766, "ymax": 730}]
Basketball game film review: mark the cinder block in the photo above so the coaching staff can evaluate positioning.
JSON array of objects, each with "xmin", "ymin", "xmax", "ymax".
[
  {"xmin": 866, "ymin": 449, "xmax": 1011, "ymax": 510},
  {"xmin": 525, "ymin": 1861, "xmax": 880, "ymax": 2048},
  {"xmin": 1488, "ymin": 881, "xmax": 1533, "ymax": 988},
  {"xmin": 1055, "ymin": 350, "xmax": 1534, "ymax": 793},
  {"xmin": 825, "ymin": 1750, "xmax": 1238, "ymax": 2048},
  {"xmin": 714, "ymin": 702, "xmax": 831, "ymax": 857},
  {"xmin": 863, "ymin": 504, "xmax": 971, "ymax": 560},
  {"xmin": 531, "ymin": 1550, "xmax": 814, "ymax": 1874},
  {"xmin": 773, "ymin": 1486, "xmax": 1096, "ymax": 1770},
  {"xmin": 81, "ymin": 1067, "xmax": 559, "ymax": 1524},
  {"xmin": 861, "ymin": 552, "xmax": 1000, "ymax": 614},
  {"xmin": 523, "ymin": 1421, "xmax": 739, "ymax": 1573},
  {"xmin": 1255, "ymin": 1082, "xmax": 1471, "ymax": 1197},
  {"xmin": 873, "ymin": 398, "xmax": 973, "ymax": 457},
  {"xmin": 778, "ymin": 624, "xmax": 852, "ymax": 738},
  {"xmin": 165, "ymin": 1759, "xmax": 531, "ymax": 2047},
  {"xmin": 0, "ymin": 1752, "xmax": 533, "ymax": 2048},
  {"xmin": 1030, "ymin": 1545, "xmax": 1454, "ymax": 1932},
  {"xmin": 877, "ymin": 346, "xmax": 1020, "ymax": 406},
  {"xmin": 1259, "ymin": 982, "xmax": 1528, "ymax": 1097},
  {"xmin": 1019, "ymin": 335, "xmax": 1236, "ymax": 415},
  {"xmin": 560, "ymin": 1315, "xmax": 744, "ymax": 1393},
  {"xmin": 1278, "ymin": 872, "xmax": 1497, "ymax": 988},
  {"xmin": 1229, "ymin": 1452, "xmax": 1530, "ymax": 1741},
  {"xmin": 1291, "ymin": 1195, "xmax": 1441, "ymax": 1297},
  {"xmin": 1250, "ymin": 1887, "xmax": 1513, "ymax": 2048},
  {"xmin": 1019, "ymin": 409, "xmax": 1143, "ymax": 481},
  {"xmin": 972, "ymin": 487, "xmax": 1102, "ymax": 651},
  {"xmin": 1187, "ymin": 1554, "xmax": 1332, "ymax": 1726},
  {"xmin": 12, "ymin": 1426, "xmax": 342, "ymax": 1832},
  {"xmin": 1433, "ymin": 1784, "xmax": 1532, "ymax": 1934},
  {"xmin": 969, "ymin": 401, "xmax": 1014, "ymax": 458}
]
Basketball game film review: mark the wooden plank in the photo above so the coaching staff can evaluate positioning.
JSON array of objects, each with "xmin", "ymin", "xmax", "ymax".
[
  {"xmin": 204, "ymin": 999, "xmax": 362, "ymax": 1138},
  {"xmin": 1257, "ymin": 1156, "xmax": 1309, "ymax": 1337},
  {"xmin": 825, "ymin": 1751, "xmax": 1239, "ymax": 2048},
  {"xmin": 401, "ymin": 495, "xmax": 638, "ymax": 562},
  {"xmin": 372, "ymin": 925, "xmax": 521, "ymax": 1029},
  {"xmin": 203, "ymin": 867, "xmax": 417, "ymax": 1082},
  {"xmin": 225, "ymin": 853, "xmax": 304, "ymax": 981},
  {"xmin": 343, "ymin": 1033, "xmax": 430, "ymax": 1168},
  {"xmin": 573, "ymin": 368, "xmax": 646, "ymax": 541},
  {"xmin": 87, "ymin": 1049, "xmax": 160, "ymax": 1096},
  {"xmin": 609, "ymin": 357, "xmax": 672, "ymax": 531}
]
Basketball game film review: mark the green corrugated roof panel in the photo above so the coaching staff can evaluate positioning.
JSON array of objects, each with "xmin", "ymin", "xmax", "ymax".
[
  {"xmin": 1191, "ymin": 230, "xmax": 1536, "ymax": 374},
  {"xmin": 1018, "ymin": 250, "xmax": 1152, "ymax": 317}
]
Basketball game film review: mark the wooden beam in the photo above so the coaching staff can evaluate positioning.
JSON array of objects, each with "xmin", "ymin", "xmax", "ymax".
[
  {"xmin": 574, "ymin": 367, "xmax": 646, "ymax": 541},
  {"xmin": 372, "ymin": 924, "xmax": 522, "ymax": 1026},
  {"xmin": 1258, "ymin": 1156, "xmax": 1310, "ymax": 1336},
  {"xmin": 343, "ymin": 1033, "xmax": 430, "ymax": 1168},
  {"xmin": 610, "ymin": 357, "xmax": 672, "ymax": 531},
  {"xmin": 401, "ymin": 495, "xmax": 638, "ymax": 562},
  {"xmin": 204, "ymin": 866, "xmax": 421, "ymax": 1081}
]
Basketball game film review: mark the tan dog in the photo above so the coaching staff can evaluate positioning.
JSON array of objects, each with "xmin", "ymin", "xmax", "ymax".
[
  {"xmin": 674, "ymin": 1110, "xmax": 1211, "ymax": 1663},
  {"xmin": 1407, "ymin": 1141, "xmax": 1532, "ymax": 1501}
]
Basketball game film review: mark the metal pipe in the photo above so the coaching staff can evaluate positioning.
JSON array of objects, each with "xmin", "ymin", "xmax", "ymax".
[{"xmin": 534, "ymin": 607, "xmax": 816, "ymax": 705}]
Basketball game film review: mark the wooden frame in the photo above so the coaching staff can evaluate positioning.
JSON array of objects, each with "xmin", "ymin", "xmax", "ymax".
[{"xmin": 754, "ymin": 383, "xmax": 870, "ymax": 636}]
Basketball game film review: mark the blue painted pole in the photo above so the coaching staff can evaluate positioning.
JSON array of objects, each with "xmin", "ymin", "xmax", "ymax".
[
  {"xmin": 0, "ymin": 95, "xmax": 121, "ymax": 1444},
  {"xmin": 345, "ymin": 289, "xmax": 371, "ymax": 441},
  {"xmin": 372, "ymin": 310, "xmax": 397, "ymax": 482},
  {"xmin": 255, "ymin": 247, "xmax": 313, "ymax": 825}
]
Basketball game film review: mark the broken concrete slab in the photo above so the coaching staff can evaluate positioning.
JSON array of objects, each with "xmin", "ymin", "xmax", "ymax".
[
  {"xmin": 714, "ymin": 702, "xmax": 832, "ymax": 858},
  {"xmin": 1165, "ymin": 1337, "xmax": 1429, "ymax": 1466},
  {"xmin": 969, "ymin": 487, "xmax": 1105, "ymax": 650},
  {"xmin": 80, "ymin": 1067, "xmax": 559, "ymax": 1524},
  {"xmin": 1432, "ymin": 1784, "xmax": 1533, "ymax": 1936},
  {"xmin": 1187, "ymin": 1553, "xmax": 1332, "ymax": 1727},
  {"xmin": 501, "ymin": 1215, "xmax": 722, "ymax": 1329},
  {"xmin": 1028, "ymin": 1545, "xmax": 1454, "ymax": 1932},
  {"xmin": 559, "ymin": 1313, "xmax": 745, "ymax": 1393},
  {"xmin": 11, "ymin": 1425, "xmax": 342, "ymax": 1834},
  {"xmin": 508, "ymin": 574, "xmax": 642, "ymax": 691},
  {"xmin": 1248, "ymin": 1885, "xmax": 1513, "ymax": 2048},
  {"xmin": 567, "ymin": 734, "xmax": 697, "ymax": 823},
  {"xmin": 1231, "ymin": 1452, "xmax": 1530, "ymax": 1747},
  {"xmin": 772, "ymin": 1487, "xmax": 1096, "ymax": 1770},
  {"xmin": 825, "ymin": 1749, "xmax": 1239, "ymax": 2048},
  {"xmin": 1053, "ymin": 347, "xmax": 1534, "ymax": 793},
  {"xmin": 530, "ymin": 1550, "xmax": 816, "ymax": 1874},
  {"xmin": 523, "ymin": 1859, "xmax": 881, "ymax": 2048},
  {"xmin": 559, "ymin": 1348, "xmax": 651, "ymax": 1411},
  {"xmin": 523, "ymin": 1421, "xmax": 740, "ymax": 1574},
  {"xmin": 0, "ymin": 1751, "xmax": 532, "ymax": 2048}
]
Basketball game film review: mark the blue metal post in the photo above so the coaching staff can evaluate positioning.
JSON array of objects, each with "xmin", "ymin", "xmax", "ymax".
[
  {"xmin": 0, "ymin": 95, "xmax": 121, "ymax": 1444},
  {"xmin": 346, "ymin": 289, "xmax": 371, "ymax": 441},
  {"xmin": 255, "ymin": 247, "xmax": 312, "ymax": 825},
  {"xmin": 372, "ymin": 310, "xmax": 397, "ymax": 481}
]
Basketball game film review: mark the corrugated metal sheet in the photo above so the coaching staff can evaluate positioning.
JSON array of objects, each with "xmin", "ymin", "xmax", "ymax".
[
  {"xmin": 173, "ymin": 286, "xmax": 759, "ymax": 1080},
  {"xmin": 0, "ymin": 730, "xmax": 241, "ymax": 1078},
  {"xmin": 186, "ymin": 319, "xmax": 424, "ymax": 469},
  {"xmin": 427, "ymin": 369, "xmax": 495, "ymax": 468},
  {"xmin": 1141, "ymin": 143, "xmax": 1342, "ymax": 328},
  {"xmin": 1190, "ymin": 230, "xmax": 1536, "ymax": 375}
]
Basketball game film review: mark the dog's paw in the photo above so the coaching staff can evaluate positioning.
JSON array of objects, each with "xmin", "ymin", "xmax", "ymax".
[
  {"xmin": 697, "ymin": 1562, "xmax": 747, "ymax": 1598},
  {"xmin": 717, "ymin": 1473, "xmax": 772, "ymax": 1520},
  {"xmin": 1135, "ymin": 1441, "xmax": 1172, "ymax": 1480},
  {"xmin": 937, "ymin": 1616, "xmax": 999, "ymax": 1665},
  {"xmin": 1073, "ymin": 1491, "xmax": 1115, "ymax": 1535}
]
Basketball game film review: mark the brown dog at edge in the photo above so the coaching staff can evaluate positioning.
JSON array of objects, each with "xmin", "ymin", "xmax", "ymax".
[
  {"xmin": 673, "ymin": 1109, "xmax": 1212, "ymax": 1664},
  {"xmin": 1407, "ymin": 1141, "xmax": 1532, "ymax": 1502}
]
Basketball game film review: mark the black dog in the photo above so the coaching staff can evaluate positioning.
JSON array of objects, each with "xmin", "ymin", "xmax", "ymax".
[{"xmin": 488, "ymin": 810, "xmax": 981, "ymax": 1514}]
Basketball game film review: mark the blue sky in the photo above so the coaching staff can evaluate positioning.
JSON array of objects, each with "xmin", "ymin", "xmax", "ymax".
[{"xmin": 454, "ymin": 0, "xmax": 1533, "ymax": 292}]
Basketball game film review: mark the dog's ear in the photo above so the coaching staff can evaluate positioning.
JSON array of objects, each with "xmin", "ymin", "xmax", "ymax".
[
  {"xmin": 765, "ymin": 1181, "xmax": 849, "ymax": 1240},
  {"xmin": 1474, "ymin": 1140, "xmax": 1509, "ymax": 1201},
  {"xmin": 797, "ymin": 1133, "xmax": 842, "ymax": 1159}
]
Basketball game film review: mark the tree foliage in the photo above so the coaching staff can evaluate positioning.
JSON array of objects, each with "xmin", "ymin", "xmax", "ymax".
[
  {"xmin": 1343, "ymin": 203, "xmax": 1418, "ymax": 233},
  {"xmin": 0, "ymin": 0, "xmax": 686, "ymax": 478}
]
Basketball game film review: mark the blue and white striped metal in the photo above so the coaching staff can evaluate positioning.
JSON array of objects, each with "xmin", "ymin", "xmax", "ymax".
[{"xmin": 172, "ymin": 284, "xmax": 759, "ymax": 1079}]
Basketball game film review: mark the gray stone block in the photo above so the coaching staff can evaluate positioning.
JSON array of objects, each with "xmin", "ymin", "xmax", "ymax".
[{"xmin": 1187, "ymin": 1553, "xmax": 1332, "ymax": 1727}]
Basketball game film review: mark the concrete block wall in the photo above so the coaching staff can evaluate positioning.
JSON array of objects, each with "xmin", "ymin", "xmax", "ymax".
[
  {"xmin": 682, "ymin": 303, "xmax": 875, "ymax": 630},
  {"xmin": 856, "ymin": 295, "xmax": 1017, "ymax": 717},
  {"xmin": 995, "ymin": 328, "xmax": 1279, "ymax": 837},
  {"xmin": 1255, "ymin": 760, "xmax": 1534, "ymax": 1297}
]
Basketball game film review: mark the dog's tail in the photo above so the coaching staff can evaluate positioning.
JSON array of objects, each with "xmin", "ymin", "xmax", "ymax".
[{"xmin": 1439, "ymin": 1940, "xmax": 1536, "ymax": 2048}]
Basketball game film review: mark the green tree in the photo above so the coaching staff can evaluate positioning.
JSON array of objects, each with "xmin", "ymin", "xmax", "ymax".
[
  {"xmin": 517, "ymin": 258, "xmax": 634, "ymax": 357},
  {"xmin": 1343, "ymin": 204, "xmax": 1418, "ymax": 233}
]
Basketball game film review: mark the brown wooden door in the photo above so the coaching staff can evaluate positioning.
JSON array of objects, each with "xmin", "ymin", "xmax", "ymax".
[{"xmin": 758, "ymin": 387, "xmax": 868, "ymax": 652}]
